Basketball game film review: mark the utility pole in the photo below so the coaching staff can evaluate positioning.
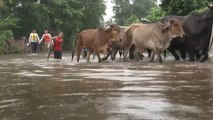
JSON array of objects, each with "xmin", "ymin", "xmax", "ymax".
[{"xmin": 129, "ymin": 0, "xmax": 134, "ymax": 16}]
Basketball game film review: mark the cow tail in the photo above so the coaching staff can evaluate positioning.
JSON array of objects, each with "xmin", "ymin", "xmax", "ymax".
[{"xmin": 71, "ymin": 34, "xmax": 79, "ymax": 62}]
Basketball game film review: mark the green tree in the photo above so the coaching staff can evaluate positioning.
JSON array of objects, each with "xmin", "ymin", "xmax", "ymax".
[
  {"xmin": 81, "ymin": 0, "xmax": 106, "ymax": 29},
  {"xmin": 146, "ymin": 6, "xmax": 165, "ymax": 22},
  {"xmin": 124, "ymin": 15, "xmax": 140, "ymax": 26},
  {"xmin": 0, "ymin": 15, "xmax": 19, "ymax": 54},
  {"xmin": 113, "ymin": 0, "xmax": 157, "ymax": 25},
  {"xmin": 42, "ymin": 0, "xmax": 105, "ymax": 49},
  {"xmin": 161, "ymin": 0, "xmax": 212, "ymax": 15}
]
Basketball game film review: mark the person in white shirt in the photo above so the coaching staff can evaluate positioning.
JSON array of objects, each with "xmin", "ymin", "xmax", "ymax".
[{"xmin": 29, "ymin": 30, "xmax": 40, "ymax": 53}]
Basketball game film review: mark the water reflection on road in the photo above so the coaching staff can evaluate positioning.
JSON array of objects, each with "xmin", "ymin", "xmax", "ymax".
[{"xmin": 0, "ymin": 54, "xmax": 213, "ymax": 120}]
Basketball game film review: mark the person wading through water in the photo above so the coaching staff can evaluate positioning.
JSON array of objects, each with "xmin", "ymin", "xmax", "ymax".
[
  {"xmin": 53, "ymin": 32, "xmax": 63, "ymax": 59},
  {"xmin": 39, "ymin": 30, "xmax": 53, "ymax": 51},
  {"xmin": 29, "ymin": 30, "xmax": 40, "ymax": 54}
]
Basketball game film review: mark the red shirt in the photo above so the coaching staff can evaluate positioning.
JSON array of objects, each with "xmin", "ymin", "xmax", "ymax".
[
  {"xmin": 43, "ymin": 33, "xmax": 51, "ymax": 42},
  {"xmin": 54, "ymin": 36, "xmax": 63, "ymax": 51}
]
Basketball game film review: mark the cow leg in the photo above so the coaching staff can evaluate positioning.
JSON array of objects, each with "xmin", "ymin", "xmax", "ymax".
[
  {"xmin": 86, "ymin": 49, "xmax": 94, "ymax": 63},
  {"xmin": 200, "ymin": 54, "xmax": 208, "ymax": 63},
  {"xmin": 111, "ymin": 49, "xmax": 118, "ymax": 60},
  {"xmin": 86, "ymin": 51, "xmax": 90, "ymax": 63},
  {"xmin": 157, "ymin": 52, "xmax": 163, "ymax": 63},
  {"xmin": 129, "ymin": 45, "xmax": 135, "ymax": 60},
  {"xmin": 102, "ymin": 55, "xmax": 109, "ymax": 61},
  {"xmin": 102, "ymin": 48, "xmax": 112, "ymax": 61},
  {"xmin": 133, "ymin": 48, "xmax": 140, "ymax": 61},
  {"xmin": 150, "ymin": 51, "xmax": 156, "ymax": 62},
  {"xmin": 82, "ymin": 48, "xmax": 87, "ymax": 58},
  {"xmin": 77, "ymin": 47, "xmax": 82, "ymax": 62},
  {"xmin": 95, "ymin": 51, "xmax": 102, "ymax": 63},
  {"xmin": 76, "ymin": 37, "xmax": 83, "ymax": 62},
  {"xmin": 123, "ymin": 47, "xmax": 130, "ymax": 62},
  {"xmin": 123, "ymin": 49, "xmax": 128, "ymax": 61},
  {"xmin": 147, "ymin": 49, "xmax": 152, "ymax": 58},
  {"xmin": 180, "ymin": 49, "xmax": 187, "ymax": 60},
  {"xmin": 119, "ymin": 50, "xmax": 123, "ymax": 59},
  {"xmin": 93, "ymin": 52, "xmax": 96, "ymax": 59},
  {"xmin": 188, "ymin": 50, "xmax": 195, "ymax": 62},
  {"xmin": 199, "ymin": 49, "xmax": 208, "ymax": 63},
  {"xmin": 195, "ymin": 50, "xmax": 201, "ymax": 60},
  {"xmin": 168, "ymin": 47, "xmax": 180, "ymax": 60}
]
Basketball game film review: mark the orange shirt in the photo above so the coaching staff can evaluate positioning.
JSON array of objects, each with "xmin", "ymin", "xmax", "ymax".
[{"xmin": 43, "ymin": 33, "xmax": 51, "ymax": 42}]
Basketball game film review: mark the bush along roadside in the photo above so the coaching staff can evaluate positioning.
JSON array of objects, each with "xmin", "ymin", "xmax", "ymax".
[{"xmin": 0, "ymin": 30, "xmax": 21, "ymax": 54}]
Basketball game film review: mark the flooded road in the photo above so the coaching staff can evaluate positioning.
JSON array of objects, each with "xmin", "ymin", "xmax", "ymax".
[{"xmin": 0, "ymin": 53, "xmax": 213, "ymax": 120}]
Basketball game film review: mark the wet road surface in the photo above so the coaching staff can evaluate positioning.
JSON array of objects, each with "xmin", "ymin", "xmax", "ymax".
[{"xmin": 0, "ymin": 53, "xmax": 213, "ymax": 120}]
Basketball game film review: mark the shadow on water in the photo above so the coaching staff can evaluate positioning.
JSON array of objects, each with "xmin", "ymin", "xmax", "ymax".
[{"xmin": 0, "ymin": 54, "xmax": 213, "ymax": 120}]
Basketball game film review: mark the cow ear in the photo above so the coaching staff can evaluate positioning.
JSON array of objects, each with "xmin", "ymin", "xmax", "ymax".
[{"xmin": 162, "ymin": 22, "xmax": 171, "ymax": 33}]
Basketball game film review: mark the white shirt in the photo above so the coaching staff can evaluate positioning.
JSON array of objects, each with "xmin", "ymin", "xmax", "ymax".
[{"xmin": 29, "ymin": 33, "xmax": 40, "ymax": 43}]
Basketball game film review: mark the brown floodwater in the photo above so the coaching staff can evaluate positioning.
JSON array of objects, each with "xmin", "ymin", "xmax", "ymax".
[{"xmin": 0, "ymin": 53, "xmax": 213, "ymax": 120}]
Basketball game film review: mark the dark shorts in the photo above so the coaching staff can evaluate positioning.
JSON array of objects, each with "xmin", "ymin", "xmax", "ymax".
[
  {"xmin": 31, "ymin": 42, "xmax": 37, "ymax": 53},
  {"xmin": 54, "ymin": 51, "xmax": 62, "ymax": 59}
]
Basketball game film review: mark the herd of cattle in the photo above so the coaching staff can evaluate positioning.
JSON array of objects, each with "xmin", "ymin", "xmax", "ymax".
[{"xmin": 71, "ymin": 4, "xmax": 213, "ymax": 63}]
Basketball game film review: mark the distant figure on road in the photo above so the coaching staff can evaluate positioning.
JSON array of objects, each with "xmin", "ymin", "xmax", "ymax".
[
  {"xmin": 29, "ymin": 30, "xmax": 40, "ymax": 54},
  {"xmin": 53, "ymin": 32, "xmax": 63, "ymax": 59},
  {"xmin": 39, "ymin": 30, "xmax": 53, "ymax": 49}
]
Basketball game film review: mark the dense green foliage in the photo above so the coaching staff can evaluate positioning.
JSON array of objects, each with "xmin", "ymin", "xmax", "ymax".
[
  {"xmin": 124, "ymin": 15, "xmax": 140, "ymax": 26},
  {"xmin": 113, "ymin": 0, "xmax": 212, "ymax": 23},
  {"xmin": 144, "ymin": 0, "xmax": 212, "ymax": 22},
  {"xmin": 113, "ymin": 0, "xmax": 212, "ymax": 24},
  {"xmin": 113, "ymin": 0, "xmax": 157, "ymax": 25},
  {"xmin": 146, "ymin": 6, "xmax": 165, "ymax": 22},
  {"xmin": 0, "ymin": 14, "xmax": 19, "ymax": 54},
  {"xmin": 161, "ymin": 0, "xmax": 212, "ymax": 16}
]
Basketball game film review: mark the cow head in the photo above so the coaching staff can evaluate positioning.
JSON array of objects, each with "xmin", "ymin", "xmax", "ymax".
[
  {"xmin": 162, "ymin": 19, "xmax": 185, "ymax": 38},
  {"xmin": 200, "ymin": 3, "xmax": 213, "ymax": 22},
  {"xmin": 117, "ymin": 27, "xmax": 126, "ymax": 43},
  {"xmin": 104, "ymin": 24, "xmax": 121, "ymax": 42}
]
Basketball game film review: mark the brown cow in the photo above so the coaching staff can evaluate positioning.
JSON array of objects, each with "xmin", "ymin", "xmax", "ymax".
[
  {"xmin": 124, "ymin": 19, "xmax": 185, "ymax": 63},
  {"xmin": 108, "ymin": 26, "xmax": 149, "ymax": 61},
  {"xmin": 71, "ymin": 24, "xmax": 121, "ymax": 63},
  {"xmin": 123, "ymin": 23, "xmax": 144, "ymax": 61},
  {"xmin": 105, "ymin": 27, "xmax": 127, "ymax": 60}
]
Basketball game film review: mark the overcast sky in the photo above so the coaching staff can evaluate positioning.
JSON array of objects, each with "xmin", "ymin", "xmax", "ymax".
[
  {"xmin": 103, "ymin": 0, "xmax": 114, "ymax": 21},
  {"xmin": 103, "ymin": 0, "xmax": 161, "ymax": 22}
]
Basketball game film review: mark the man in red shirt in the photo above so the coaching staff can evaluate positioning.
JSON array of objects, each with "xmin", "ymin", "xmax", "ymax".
[{"xmin": 54, "ymin": 32, "xmax": 63, "ymax": 59}]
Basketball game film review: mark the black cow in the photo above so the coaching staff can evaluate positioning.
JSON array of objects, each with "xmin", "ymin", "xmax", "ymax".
[{"xmin": 161, "ymin": 4, "xmax": 213, "ymax": 62}]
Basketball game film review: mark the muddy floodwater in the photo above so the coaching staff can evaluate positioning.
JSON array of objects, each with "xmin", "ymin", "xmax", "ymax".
[{"xmin": 0, "ymin": 53, "xmax": 213, "ymax": 120}]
